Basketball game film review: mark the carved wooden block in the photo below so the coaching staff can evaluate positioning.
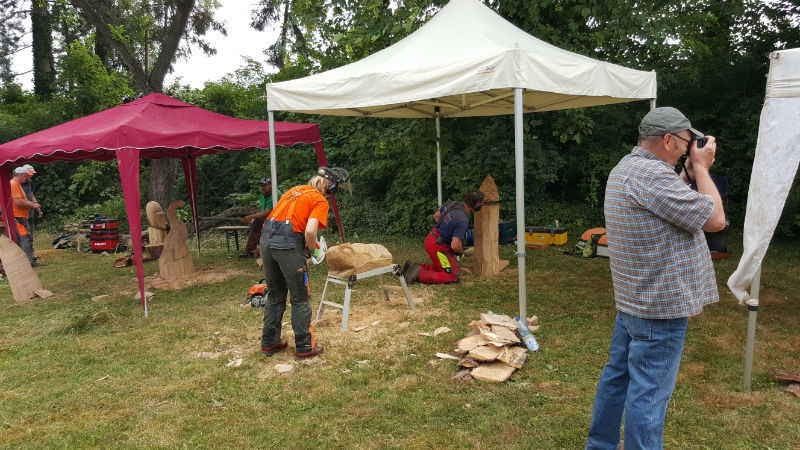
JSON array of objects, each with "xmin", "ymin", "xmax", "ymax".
[
  {"xmin": 474, "ymin": 175, "xmax": 506, "ymax": 276},
  {"xmin": 158, "ymin": 200, "xmax": 194, "ymax": 281}
]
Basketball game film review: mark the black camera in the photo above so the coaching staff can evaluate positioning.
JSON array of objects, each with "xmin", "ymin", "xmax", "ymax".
[{"xmin": 697, "ymin": 137, "xmax": 707, "ymax": 148}]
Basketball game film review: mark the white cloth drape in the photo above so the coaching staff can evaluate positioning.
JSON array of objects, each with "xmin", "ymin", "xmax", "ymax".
[{"xmin": 727, "ymin": 49, "xmax": 800, "ymax": 303}]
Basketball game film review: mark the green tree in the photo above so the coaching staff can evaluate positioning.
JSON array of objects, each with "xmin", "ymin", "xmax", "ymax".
[{"xmin": 69, "ymin": 0, "xmax": 226, "ymax": 209}]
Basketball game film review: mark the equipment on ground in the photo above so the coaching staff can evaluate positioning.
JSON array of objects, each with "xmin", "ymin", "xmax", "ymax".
[{"xmin": 241, "ymin": 279, "xmax": 268, "ymax": 307}]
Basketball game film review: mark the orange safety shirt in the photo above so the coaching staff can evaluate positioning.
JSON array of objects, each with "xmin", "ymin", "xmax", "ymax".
[
  {"xmin": 10, "ymin": 179, "xmax": 30, "ymax": 219},
  {"xmin": 267, "ymin": 185, "xmax": 329, "ymax": 233}
]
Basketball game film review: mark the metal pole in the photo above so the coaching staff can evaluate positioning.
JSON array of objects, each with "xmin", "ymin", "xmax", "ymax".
[
  {"xmin": 268, "ymin": 111, "xmax": 278, "ymax": 207},
  {"xmin": 436, "ymin": 109, "xmax": 442, "ymax": 207},
  {"xmin": 650, "ymin": 98, "xmax": 656, "ymax": 110},
  {"xmin": 743, "ymin": 266, "xmax": 762, "ymax": 391},
  {"xmin": 514, "ymin": 88, "xmax": 527, "ymax": 320}
]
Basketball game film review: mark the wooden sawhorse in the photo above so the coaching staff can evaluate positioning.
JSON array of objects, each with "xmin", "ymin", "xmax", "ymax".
[{"xmin": 316, "ymin": 264, "xmax": 415, "ymax": 332}]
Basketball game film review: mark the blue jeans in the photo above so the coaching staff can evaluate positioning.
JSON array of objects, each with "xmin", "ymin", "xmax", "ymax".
[{"xmin": 586, "ymin": 311, "xmax": 688, "ymax": 450}]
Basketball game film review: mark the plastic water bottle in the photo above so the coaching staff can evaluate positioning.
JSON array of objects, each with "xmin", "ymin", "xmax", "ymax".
[{"xmin": 515, "ymin": 316, "xmax": 540, "ymax": 352}]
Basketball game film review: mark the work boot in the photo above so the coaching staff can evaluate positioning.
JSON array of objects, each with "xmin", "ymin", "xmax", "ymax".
[
  {"xmin": 261, "ymin": 339, "xmax": 288, "ymax": 356},
  {"xmin": 404, "ymin": 262, "xmax": 421, "ymax": 284},
  {"xmin": 295, "ymin": 344, "xmax": 324, "ymax": 360}
]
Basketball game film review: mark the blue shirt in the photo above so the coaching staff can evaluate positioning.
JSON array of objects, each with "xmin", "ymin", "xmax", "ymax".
[
  {"xmin": 435, "ymin": 201, "xmax": 468, "ymax": 244},
  {"xmin": 604, "ymin": 146, "xmax": 718, "ymax": 319}
]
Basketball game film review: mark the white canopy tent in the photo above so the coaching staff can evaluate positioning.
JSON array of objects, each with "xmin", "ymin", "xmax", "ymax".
[
  {"xmin": 727, "ymin": 48, "xmax": 800, "ymax": 390},
  {"xmin": 266, "ymin": 0, "xmax": 657, "ymax": 320}
]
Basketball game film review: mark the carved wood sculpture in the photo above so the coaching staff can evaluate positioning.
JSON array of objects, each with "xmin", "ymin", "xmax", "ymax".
[
  {"xmin": 146, "ymin": 201, "xmax": 167, "ymax": 246},
  {"xmin": 0, "ymin": 234, "xmax": 44, "ymax": 302},
  {"xmin": 474, "ymin": 175, "xmax": 509, "ymax": 276},
  {"xmin": 158, "ymin": 200, "xmax": 194, "ymax": 280}
]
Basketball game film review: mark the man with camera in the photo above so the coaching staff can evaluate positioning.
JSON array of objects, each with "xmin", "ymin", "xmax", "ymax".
[{"xmin": 586, "ymin": 107, "xmax": 725, "ymax": 449}]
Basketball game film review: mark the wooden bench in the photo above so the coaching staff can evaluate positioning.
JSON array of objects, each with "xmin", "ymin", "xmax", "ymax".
[{"xmin": 216, "ymin": 225, "xmax": 250, "ymax": 251}]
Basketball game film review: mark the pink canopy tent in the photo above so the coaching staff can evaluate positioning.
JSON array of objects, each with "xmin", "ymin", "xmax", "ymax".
[{"xmin": 0, "ymin": 93, "xmax": 343, "ymax": 316}]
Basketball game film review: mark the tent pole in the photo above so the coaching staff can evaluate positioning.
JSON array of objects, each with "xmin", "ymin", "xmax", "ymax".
[
  {"xmin": 436, "ymin": 110, "xmax": 442, "ymax": 207},
  {"xmin": 514, "ymin": 88, "xmax": 527, "ymax": 321},
  {"xmin": 116, "ymin": 149, "xmax": 147, "ymax": 318},
  {"xmin": 743, "ymin": 266, "xmax": 762, "ymax": 392},
  {"xmin": 182, "ymin": 155, "xmax": 201, "ymax": 257},
  {"xmin": 650, "ymin": 98, "xmax": 656, "ymax": 109},
  {"xmin": 268, "ymin": 112, "xmax": 278, "ymax": 208}
]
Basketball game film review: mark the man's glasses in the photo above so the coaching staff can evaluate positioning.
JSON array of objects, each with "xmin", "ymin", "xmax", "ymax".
[{"xmin": 670, "ymin": 134, "xmax": 692, "ymax": 155}]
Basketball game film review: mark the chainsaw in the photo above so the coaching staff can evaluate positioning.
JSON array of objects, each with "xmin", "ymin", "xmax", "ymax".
[{"xmin": 241, "ymin": 279, "xmax": 268, "ymax": 308}]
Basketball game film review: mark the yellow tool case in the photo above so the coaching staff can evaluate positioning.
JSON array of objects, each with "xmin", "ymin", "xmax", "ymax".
[{"xmin": 525, "ymin": 226, "xmax": 568, "ymax": 246}]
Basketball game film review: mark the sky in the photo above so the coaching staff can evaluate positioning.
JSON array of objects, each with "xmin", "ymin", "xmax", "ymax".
[{"xmin": 11, "ymin": 1, "xmax": 277, "ymax": 90}]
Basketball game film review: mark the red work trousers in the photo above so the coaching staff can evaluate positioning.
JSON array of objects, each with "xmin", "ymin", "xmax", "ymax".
[{"xmin": 419, "ymin": 230, "xmax": 460, "ymax": 284}]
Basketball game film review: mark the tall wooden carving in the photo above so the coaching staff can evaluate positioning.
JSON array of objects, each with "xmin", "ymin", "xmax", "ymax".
[
  {"xmin": 158, "ymin": 200, "xmax": 194, "ymax": 280},
  {"xmin": 0, "ymin": 234, "xmax": 43, "ymax": 301},
  {"xmin": 474, "ymin": 175, "xmax": 508, "ymax": 276}
]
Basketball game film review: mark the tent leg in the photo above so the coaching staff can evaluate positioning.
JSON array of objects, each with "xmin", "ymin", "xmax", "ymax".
[
  {"xmin": 436, "ymin": 112, "xmax": 442, "ymax": 207},
  {"xmin": 268, "ymin": 112, "xmax": 279, "ymax": 208},
  {"xmin": 743, "ymin": 266, "xmax": 761, "ymax": 391},
  {"xmin": 514, "ymin": 88, "xmax": 527, "ymax": 321}
]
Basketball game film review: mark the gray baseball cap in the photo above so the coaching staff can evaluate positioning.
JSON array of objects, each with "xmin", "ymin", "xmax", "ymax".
[{"xmin": 638, "ymin": 107, "xmax": 704, "ymax": 138}]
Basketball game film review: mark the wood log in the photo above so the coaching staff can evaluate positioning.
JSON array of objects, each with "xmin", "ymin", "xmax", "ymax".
[
  {"xmin": 474, "ymin": 175, "xmax": 504, "ymax": 276},
  {"xmin": 158, "ymin": 200, "xmax": 195, "ymax": 281},
  {"xmin": 0, "ymin": 234, "xmax": 43, "ymax": 302}
]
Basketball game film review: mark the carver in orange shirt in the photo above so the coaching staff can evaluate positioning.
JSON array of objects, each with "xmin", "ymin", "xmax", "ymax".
[
  {"xmin": 10, "ymin": 166, "xmax": 42, "ymax": 266},
  {"xmin": 259, "ymin": 167, "xmax": 350, "ymax": 360}
]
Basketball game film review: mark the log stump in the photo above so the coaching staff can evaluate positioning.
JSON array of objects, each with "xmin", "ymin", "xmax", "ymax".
[{"xmin": 474, "ymin": 175, "xmax": 508, "ymax": 276}]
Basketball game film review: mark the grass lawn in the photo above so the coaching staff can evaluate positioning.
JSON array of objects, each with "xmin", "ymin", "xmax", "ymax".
[{"xmin": 1, "ymin": 231, "xmax": 799, "ymax": 448}]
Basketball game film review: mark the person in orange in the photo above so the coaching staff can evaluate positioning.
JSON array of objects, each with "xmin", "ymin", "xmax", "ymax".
[
  {"xmin": 259, "ymin": 167, "xmax": 350, "ymax": 360},
  {"xmin": 10, "ymin": 166, "xmax": 42, "ymax": 266}
]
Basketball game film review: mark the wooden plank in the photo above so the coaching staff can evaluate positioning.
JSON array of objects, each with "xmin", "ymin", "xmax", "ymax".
[
  {"xmin": 480, "ymin": 312, "xmax": 518, "ymax": 330},
  {"xmin": 490, "ymin": 325, "xmax": 521, "ymax": 344},
  {"xmin": 773, "ymin": 369, "xmax": 800, "ymax": 382},
  {"xmin": 471, "ymin": 361, "xmax": 516, "ymax": 383},
  {"xmin": 455, "ymin": 335, "xmax": 487, "ymax": 354},
  {"xmin": 0, "ymin": 234, "xmax": 43, "ymax": 302},
  {"xmin": 498, "ymin": 346, "xmax": 528, "ymax": 369},
  {"xmin": 468, "ymin": 345, "xmax": 503, "ymax": 362}
]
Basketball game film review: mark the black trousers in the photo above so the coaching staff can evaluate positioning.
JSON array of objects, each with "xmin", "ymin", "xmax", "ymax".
[{"xmin": 260, "ymin": 237, "xmax": 314, "ymax": 352}]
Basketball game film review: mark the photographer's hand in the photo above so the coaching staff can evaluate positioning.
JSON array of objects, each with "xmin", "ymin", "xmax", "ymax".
[{"xmin": 692, "ymin": 136, "xmax": 717, "ymax": 171}]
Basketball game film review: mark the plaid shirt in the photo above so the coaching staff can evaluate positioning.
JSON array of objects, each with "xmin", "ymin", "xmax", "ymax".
[{"xmin": 604, "ymin": 146, "xmax": 718, "ymax": 319}]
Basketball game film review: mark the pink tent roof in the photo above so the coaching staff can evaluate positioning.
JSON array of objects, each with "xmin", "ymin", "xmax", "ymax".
[
  {"xmin": 0, "ymin": 93, "xmax": 339, "ymax": 316},
  {"xmin": 0, "ymin": 93, "xmax": 323, "ymax": 164}
]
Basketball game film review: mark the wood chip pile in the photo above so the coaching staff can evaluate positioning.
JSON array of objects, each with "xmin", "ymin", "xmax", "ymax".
[{"xmin": 451, "ymin": 312, "xmax": 539, "ymax": 383}]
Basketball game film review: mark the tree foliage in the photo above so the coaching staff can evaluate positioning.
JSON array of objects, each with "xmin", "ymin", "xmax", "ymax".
[{"xmin": 3, "ymin": 0, "xmax": 800, "ymax": 236}]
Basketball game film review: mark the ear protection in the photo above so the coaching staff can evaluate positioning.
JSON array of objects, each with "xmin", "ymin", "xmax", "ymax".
[{"xmin": 317, "ymin": 167, "xmax": 350, "ymax": 195}]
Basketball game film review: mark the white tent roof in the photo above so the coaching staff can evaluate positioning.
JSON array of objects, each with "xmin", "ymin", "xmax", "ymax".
[{"xmin": 267, "ymin": 0, "xmax": 657, "ymax": 117}]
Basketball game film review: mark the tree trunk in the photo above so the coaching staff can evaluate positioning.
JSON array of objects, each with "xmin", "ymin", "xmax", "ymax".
[
  {"xmin": 31, "ymin": 0, "xmax": 55, "ymax": 99},
  {"xmin": 147, "ymin": 158, "xmax": 178, "ymax": 212}
]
